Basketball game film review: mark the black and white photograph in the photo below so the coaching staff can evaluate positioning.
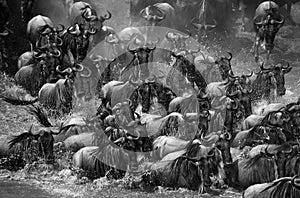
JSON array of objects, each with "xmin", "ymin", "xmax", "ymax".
[{"xmin": 0, "ymin": 0, "xmax": 300, "ymax": 197}]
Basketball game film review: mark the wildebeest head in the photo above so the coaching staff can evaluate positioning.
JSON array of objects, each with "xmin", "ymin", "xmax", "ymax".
[
  {"xmin": 125, "ymin": 39, "xmax": 157, "ymax": 79},
  {"xmin": 56, "ymin": 63, "xmax": 91, "ymax": 81},
  {"xmin": 140, "ymin": 5, "xmax": 166, "ymax": 26},
  {"xmin": 252, "ymin": 63, "xmax": 277, "ymax": 100},
  {"xmin": 254, "ymin": 12, "xmax": 284, "ymax": 54},
  {"xmin": 271, "ymin": 63, "xmax": 292, "ymax": 96},
  {"xmin": 67, "ymin": 24, "xmax": 97, "ymax": 62},
  {"xmin": 215, "ymin": 52, "xmax": 233, "ymax": 80},
  {"xmin": 185, "ymin": 142, "xmax": 225, "ymax": 187},
  {"xmin": 8, "ymin": 125, "xmax": 61, "ymax": 164},
  {"xmin": 214, "ymin": 131, "xmax": 233, "ymax": 164},
  {"xmin": 72, "ymin": 4, "xmax": 111, "ymax": 32}
]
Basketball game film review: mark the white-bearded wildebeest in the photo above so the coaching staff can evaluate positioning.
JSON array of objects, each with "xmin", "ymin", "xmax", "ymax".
[
  {"xmin": 251, "ymin": 1, "xmax": 285, "ymax": 62},
  {"xmin": 243, "ymin": 176, "xmax": 300, "ymax": 198}
]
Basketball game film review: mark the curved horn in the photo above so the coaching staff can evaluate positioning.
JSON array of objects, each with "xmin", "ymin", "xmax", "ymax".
[
  {"xmin": 56, "ymin": 65, "xmax": 72, "ymax": 74},
  {"xmin": 264, "ymin": 146, "xmax": 273, "ymax": 157},
  {"xmin": 260, "ymin": 62, "xmax": 271, "ymax": 72},
  {"xmin": 227, "ymin": 52, "xmax": 233, "ymax": 61},
  {"xmin": 0, "ymin": 30, "xmax": 9, "ymax": 36},
  {"xmin": 224, "ymin": 132, "xmax": 232, "ymax": 140},
  {"xmin": 127, "ymin": 43, "xmax": 136, "ymax": 54},
  {"xmin": 50, "ymin": 48, "xmax": 61, "ymax": 58},
  {"xmin": 55, "ymin": 37, "xmax": 63, "ymax": 47},
  {"xmin": 38, "ymin": 25, "xmax": 52, "ymax": 36},
  {"xmin": 100, "ymin": 10, "xmax": 112, "ymax": 21},
  {"xmin": 282, "ymin": 62, "xmax": 292, "ymax": 73},
  {"xmin": 105, "ymin": 34, "xmax": 119, "ymax": 44},
  {"xmin": 80, "ymin": 66, "xmax": 92, "ymax": 78},
  {"xmin": 246, "ymin": 71, "xmax": 254, "ymax": 78},
  {"xmin": 73, "ymin": 63, "xmax": 84, "ymax": 72},
  {"xmin": 87, "ymin": 28, "xmax": 97, "ymax": 35},
  {"xmin": 33, "ymin": 51, "xmax": 46, "ymax": 59},
  {"xmin": 291, "ymin": 175, "xmax": 300, "ymax": 190},
  {"xmin": 231, "ymin": 98, "xmax": 239, "ymax": 110},
  {"xmin": 207, "ymin": 149, "xmax": 215, "ymax": 158},
  {"xmin": 273, "ymin": 15, "xmax": 284, "ymax": 25},
  {"xmin": 126, "ymin": 99, "xmax": 132, "ymax": 106},
  {"xmin": 130, "ymin": 130, "xmax": 140, "ymax": 140},
  {"xmin": 67, "ymin": 24, "xmax": 81, "ymax": 36}
]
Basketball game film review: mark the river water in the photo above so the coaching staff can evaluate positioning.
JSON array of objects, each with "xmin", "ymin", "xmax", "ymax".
[{"xmin": 0, "ymin": 179, "xmax": 55, "ymax": 198}]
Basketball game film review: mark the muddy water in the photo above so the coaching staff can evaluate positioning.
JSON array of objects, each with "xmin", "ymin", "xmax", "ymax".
[{"xmin": 0, "ymin": 179, "xmax": 55, "ymax": 198}]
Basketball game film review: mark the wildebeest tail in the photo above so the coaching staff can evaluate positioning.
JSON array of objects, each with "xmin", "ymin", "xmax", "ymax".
[
  {"xmin": 0, "ymin": 94, "xmax": 38, "ymax": 105},
  {"xmin": 27, "ymin": 104, "xmax": 53, "ymax": 127}
]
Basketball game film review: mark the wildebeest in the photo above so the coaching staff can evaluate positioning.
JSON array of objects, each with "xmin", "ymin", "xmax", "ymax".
[
  {"xmin": 243, "ymin": 176, "xmax": 300, "ymax": 198},
  {"xmin": 139, "ymin": 141, "xmax": 226, "ymax": 192},
  {"xmin": 26, "ymin": 15, "xmax": 55, "ymax": 51},
  {"xmin": 225, "ymin": 146, "xmax": 278, "ymax": 189},
  {"xmin": 38, "ymin": 64, "xmax": 91, "ymax": 113},
  {"xmin": 166, "ymin": 51, "xmax": 207, "ymax": 95},
  {"xmin": 7, "ymin": 124, "xmax": 62, "ymax": 164},
  {"xmin": 60, "ymin": 23, "xmax": 97, "ymax": 63},
  {"xmin": 129, "ymin": 80, "xmax": 176, "ymax": 114},
  {"xmin": 250, "ymin": 63, "xmax": 292, "ymax": 102},
  {"xmin": 72, "ymin": 145, "xmax": 129, "ymax": 179},
  {"xmin": 251, "ymin": 1, "xmax": 285, "ymax": 61},
  {"xmin": 68, "ymin": 1, "xmax": 111, "ymax": 31},
  {"xmin": 14, "ymin": 51, "xmax": 50, "ymax": 96}
]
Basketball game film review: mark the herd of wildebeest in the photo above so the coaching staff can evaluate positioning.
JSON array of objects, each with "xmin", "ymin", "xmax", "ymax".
[{"xmin": 0, "ymin": 0, "xmax": 300, "ymax": 197}]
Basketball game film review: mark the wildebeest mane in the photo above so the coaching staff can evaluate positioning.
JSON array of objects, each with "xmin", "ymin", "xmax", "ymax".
[
  {"xmin": 27, "ymin": 104, "xmax": 52, "ymax": 127},
  {"xmin": 243, "ymin": 152, "xmax": 273, "ymax": 169},
  {"xmin": 8, "ymin": 132, "xmax": 37, "ymax": 149},
  {"xmin": 258, "ymin": 176, "xmax": 300, "ymax": 198},
  {"xmin": 0, "ymin": 94, "xmax": 38, "ymax": 105}
]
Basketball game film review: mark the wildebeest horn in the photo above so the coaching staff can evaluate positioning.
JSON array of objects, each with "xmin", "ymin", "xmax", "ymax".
[
  {"xmin": 273, "ymin": 15, "xmax": 284, "ymax": 25},
  {"xmin": 230, "ymin": 98, "xmax": 239, "ymax": 110},
  {"xmin": 207, "ymin": 149, "xmax": 215, "ymax": 158},
  {"xmin": 264, "ymin": 146, "xmax": 273, "ymax": 157},
  {"xmin": 165, "ymin": 31, "xmax": 178, "ymax": 40},
  {"xmin": 38, "ymin": 25, "xmax": 52, "ymax": 36},
  {"xmin": 282, "ymin": 62, "xmax": 292, "ymax": 73},
  {"xmin": 100, "ymin": 10, "xmax": 112, "ymax": 21},
  {"xmin": 55, "ymin": 37, "xmax": 63, "ymax": 47},
  {"xmin": 127, "ymin": 130, "xmax": 140, "ymax": 140},
  {"xmin": 82, "ymin": 9, "xmax": 97, "ymax": 22},
  {"xmin": 224, "ymin": 132, "xmax": 232, "ymax": 140},
  {"xmin": 105, "ymin": 34, "xmax": 120, "ymax": 44},
  {"xmin": 227, "ymin": 52, "xmax": 232, "ymax": 61},
  {"xmin": 33, "ymin": 51, "xmax": 46, "ymax": 59},
  {"xmin": 127, "ymin": 42, "xmax": 136, "ymax": 54},
  {"xmin": 67, "ymin": 24, "xmax": 81, "ymax": 36},
  {"xmin": 79, "ymin": 65, "xmax": 92, "ymax": 78},
  {"xmin": 126, "ymin": 99, "xmax": 132, "ymax": 106},
  {"xmin": 291, "ymin": 175, "xmax": 300, "ymax": 190},
  {"xmin": 0, "ymin": 30, "xmax": 9, "ymax": 36},
  {"xmin": 260, "ymin": 62, "xmax": 271, "ymax": 72},
  {"xmin": 188, "ymin": 47, "xmax": 200, "ymax": 54},
  {"xmin": 56, "ymin": 65, "xmax": 72, "ymax": 74},
  {"xmin": 246, "ymin": 71, "xmax": 254, "ymax": 78},
  {"xmin": 50, "ymin": 48, "xmax": 61, "ymax": 58}
]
